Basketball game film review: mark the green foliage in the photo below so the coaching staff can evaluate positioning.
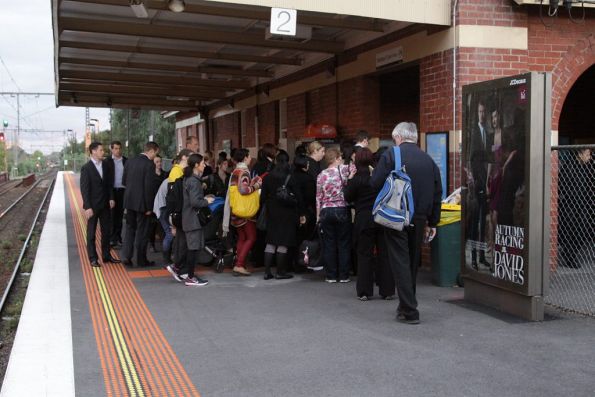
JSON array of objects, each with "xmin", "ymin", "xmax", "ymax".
[
  {"xmin": 1, "ymin": 241, "xmax": 12, "ymax": 250},
  {"xmin": 110, "ymin": 110, "xmax": 175, "ymax": 158},
  {"xmin": 59, "ymin": 110, "xmax": 175, "ymax": 168}
]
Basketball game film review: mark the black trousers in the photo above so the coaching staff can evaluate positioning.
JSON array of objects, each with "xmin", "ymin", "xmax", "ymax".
[
  {"xmin": 172, "ymin": 228, "xmax": 187, "ymax": 267},
  {"xmin": 110, "ymin": 188, "xmax": 125, "ymax": 244},
  {"xmin": 87, "ymin": 207, "xmax": 111, "ymax": 262},
  {"xmin": 320, "ymin": 207, "xmax": 352, "ymax": 280},
  {"xmin": 383, "ymin": 216, "xmax": 426, "ymax": 320},
  {"xmin": 121, "ymin": 209, "xmax": 150, "ymax": 266},
  {"xmin": 470, "ymin": 194, "xmax": 487, "ymax": 263},
  {"xmin": 356, "ymin": 226, "xmax": 395, "ymax": 298}
]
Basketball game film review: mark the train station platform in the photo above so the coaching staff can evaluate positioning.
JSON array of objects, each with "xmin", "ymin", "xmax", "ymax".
[{"xmin": 2, "ymin": 171, "xmax": 594, "ymax": 397}]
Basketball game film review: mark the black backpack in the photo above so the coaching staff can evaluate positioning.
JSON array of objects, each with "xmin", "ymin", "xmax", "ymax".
[
  {"xmin": 165, "ymin": 178, "xmax": 184, "ymax": 227},
  {"xmin": 275, "ymin": 174, "xmax": 297, "ymax": 207}
]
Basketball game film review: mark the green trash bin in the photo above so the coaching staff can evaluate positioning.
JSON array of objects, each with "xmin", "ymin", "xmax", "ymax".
[{"xmin": 430, "ymin": 205, "xmax": 461, "ymax": 287}]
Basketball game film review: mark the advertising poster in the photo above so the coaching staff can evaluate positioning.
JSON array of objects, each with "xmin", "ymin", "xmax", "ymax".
[
  {"xmin": 426, "ymin": 132, "xmax": 448, "ymax": 200},
  {"xmin": 462, "ymin": 74, "xmax": 530, "ymax": 294}
]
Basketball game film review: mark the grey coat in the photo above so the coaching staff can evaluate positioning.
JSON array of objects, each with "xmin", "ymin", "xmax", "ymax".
[{"xmin": 182, "ymin": 174, "xmax": 209, "ymax": 233}]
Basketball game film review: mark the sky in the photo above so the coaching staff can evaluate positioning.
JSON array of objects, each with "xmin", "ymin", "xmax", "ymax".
[{"xmin": 0, "ymin": 0, "xmax": 110, "ymax": 154}]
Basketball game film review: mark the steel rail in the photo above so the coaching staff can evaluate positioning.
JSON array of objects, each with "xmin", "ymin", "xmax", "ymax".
[
  {"xmin": 0, "ymin": 180, "xmax": 22, "ymax": 198},
  {"xmin": 0, "ymin": 174, "xmax": 56, "ymax": 313},
  {"xmin": 0, "ymin": 178, "xmax": 47, "ymax": 219}
]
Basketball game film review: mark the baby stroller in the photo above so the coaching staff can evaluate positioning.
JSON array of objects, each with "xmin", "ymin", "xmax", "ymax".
[{"xmin": 197, "ymin": 197, "xmax": 235, "ymax": 273}]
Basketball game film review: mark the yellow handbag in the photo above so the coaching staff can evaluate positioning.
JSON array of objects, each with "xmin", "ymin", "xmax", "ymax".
[{"xmin": 229, "ymin": 185, "xmax": 260, "ymax": 219}]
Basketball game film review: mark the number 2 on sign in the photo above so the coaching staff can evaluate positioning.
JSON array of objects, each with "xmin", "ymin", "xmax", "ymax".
[{"xmin": 270, "ymin": 7, "xmax": 297, "ymax": 36}]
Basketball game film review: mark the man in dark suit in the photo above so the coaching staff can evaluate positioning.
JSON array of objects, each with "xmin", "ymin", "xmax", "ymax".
[
  {"xmin": 371, "ymin": 122, "xmax": 442, "ymax": 325},
  {"xmin": 104, "ymin": 141, "xmax": 127, "ymax": 247},
  {"xmin": 80, "ymin": 142, "xmax": 120, "ymax": 267},
  {"xmin": 121, "ymin": 141, "xmax": 160, "ymax": 267},
  {"xmin": 468, "ymin": 99, "xmax": 493, "ymax": 269}
]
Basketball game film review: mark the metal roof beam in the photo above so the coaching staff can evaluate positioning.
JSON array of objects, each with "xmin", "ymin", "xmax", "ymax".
[
  {"xmin": 60, "ymin": 40, "xmax": 303, "ymax": 66},
  {"xmin": 59, "ymin": 56, "xmax": 274, "ymax": 78},
  {"xmin": 58, "ymin": 93, "xmax": 201, "ymax": 110},
  {"xmin": 68, "ymin": 0, "xmax": 386, "ymax": 32},
  {"xmin": 60, "ymin": 69, "xmax": 252, "ymax": 89},
  {"xmin": 60, "ymin": 82, "xmax": 228, "ymax": 100},
  {"xmin": 60, "ymin": 16, "xmax": 344, "ymax": 53}
]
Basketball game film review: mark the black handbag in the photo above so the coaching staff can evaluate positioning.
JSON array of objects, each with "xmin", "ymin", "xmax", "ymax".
[
  {"xmin": 275, "ymin": 174, "xmax": 297, "ymax": 206},
  {"xmin": 256, "ymin": 204, "xmax": 267, "ymax": 231},
  {"xmin": 197, "ymin": 206, "xmax": 212, "ymax": 227}
]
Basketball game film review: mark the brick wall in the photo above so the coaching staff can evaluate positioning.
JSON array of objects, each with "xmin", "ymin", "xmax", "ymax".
[
  {"xmin": 243, "ymin": 107, "xmax": 256, "ymax": 148},
  {"xmin": 457, "ymin": 0, "xmax": 528, "ymax": 28},
  {"xmin": 526, "ymin": 9, "xmax": 595, "ymax": 130},
  {"xmin": 258, "ymin": 101, "xmax": 278, "ymax": 145},
  {"xmin": 337, "ymin": 76, "xmax": 380, "ymax": 138},
  {"xmin": 211, "ymin": 112, "xmax": 240, "ymax": 152},
  {"xmin": 287, "ymin": 93, "xmax": 306, "ymax": 139}
]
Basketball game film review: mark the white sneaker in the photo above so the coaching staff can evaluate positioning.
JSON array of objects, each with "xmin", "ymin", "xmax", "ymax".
[
  {"xmin": 339, "ymin": 278, "xmax": 351, "ymax": 283},
  {"xmin": 166, "ymin": 265, "xmax": 182, "ymax": 282},
  {"xmin": 325, "ymin": 278, "xmax": 337, "ymax": 283},
  {"xmin": 185, "ymin": 277, "xmax": 209, "ymax": 286}
]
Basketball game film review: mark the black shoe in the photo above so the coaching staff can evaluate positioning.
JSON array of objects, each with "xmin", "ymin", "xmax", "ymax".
[
  {"xmin": 90, "ymin": 260, "xmax": 101, "ymax": 267},
  {"xmin": 103, "ymin": 256, "xmax": 121, "ymax": 264},
  {"xmin": 263, "ymin": 252, "xmax": 275, "ymax": 280},
  {"xmin": 275, "ymin": 274, "xmax": 294, "ymax": 280},
  {"xmin": 122, "ymin": 259, "xmax": 134, "ymax": 267},
  {"xmin": 396, "ymin": 314, "xmax": 420, "ymax": 325},
  {"xmin": 143, "ymin": 260, "xmax": 156, "ymax": 267},
  {"xmin": 471, "ymin": 261, "xmax": 478, "ymax": 271}
]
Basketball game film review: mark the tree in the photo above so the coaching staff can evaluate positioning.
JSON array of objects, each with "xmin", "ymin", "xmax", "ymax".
[{"xmin": 110, "ymin": 109, "xmax": 175, "ymax": 158}]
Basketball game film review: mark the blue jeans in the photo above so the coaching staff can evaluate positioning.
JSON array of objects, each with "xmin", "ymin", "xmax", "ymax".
[
  {"xmin": 320, "ymin": 207, "xmax": 352, "ymax": 280},
  {"xmin": 159, "ymin": 210, "xmax": 174, "ymax": 253}
]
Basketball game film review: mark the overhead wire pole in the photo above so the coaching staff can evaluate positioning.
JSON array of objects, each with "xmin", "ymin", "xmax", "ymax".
[{"xmin": 0, "ymin": 92, "xmax": 54, "ymax": 177}]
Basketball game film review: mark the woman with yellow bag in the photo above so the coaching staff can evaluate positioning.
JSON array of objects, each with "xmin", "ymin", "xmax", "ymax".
[{"xmin": 223, "ymin": 148, "xmax": 262, "ymax": 276}]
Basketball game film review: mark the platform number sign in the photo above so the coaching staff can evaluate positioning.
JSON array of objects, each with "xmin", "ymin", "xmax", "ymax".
[{"xmin": 270, "ymin": 8, "xmax": 297, "ymax": 36}]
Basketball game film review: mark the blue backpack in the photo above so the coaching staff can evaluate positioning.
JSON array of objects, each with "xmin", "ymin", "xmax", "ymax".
[{"xmin": 372, "ymin": 146, "xmax": 415, "ymax": 231}]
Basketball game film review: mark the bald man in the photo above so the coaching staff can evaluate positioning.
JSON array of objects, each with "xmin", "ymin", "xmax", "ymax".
[{"xmin": 186, "ymin": 136, "xmax": 199, "ymax": 153}]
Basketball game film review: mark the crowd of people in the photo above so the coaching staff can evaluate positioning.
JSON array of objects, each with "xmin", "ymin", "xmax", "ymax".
[{"xmin": 80, "ymin": 123, "xmax": 442, "ymax": 324}]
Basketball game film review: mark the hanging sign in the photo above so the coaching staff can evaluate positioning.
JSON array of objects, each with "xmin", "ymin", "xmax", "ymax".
[{"xmin": 270, "ymin": 8, "xmax": 297, "ymax": 36}]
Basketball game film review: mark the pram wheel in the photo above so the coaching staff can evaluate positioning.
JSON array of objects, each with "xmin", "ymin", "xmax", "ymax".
[{"xmin": 215, "ymin": 257, "xmax": 225, "ymax": 273}]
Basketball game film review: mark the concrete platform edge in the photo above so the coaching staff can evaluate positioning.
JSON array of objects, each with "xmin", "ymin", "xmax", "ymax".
[{"xmin": 0, "ymin": 172, "xmax": 75, "ymax": 397}]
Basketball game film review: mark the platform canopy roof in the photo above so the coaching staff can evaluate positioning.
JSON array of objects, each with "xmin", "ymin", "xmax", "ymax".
[{"xmin": 52, "ymin": 0, "xmax": 451, "ymax": 112}]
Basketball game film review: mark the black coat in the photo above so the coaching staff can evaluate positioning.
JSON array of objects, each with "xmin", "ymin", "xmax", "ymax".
[
  {"xmin": 260, "ymin": 171, "xmax": 303, "ymax": 247},
  {"xmin": 291, "ymin": 168, "xmax": 316, "ymax": 216},
  {"xmin": 306, "ymin": 157, "xmax": 322, "ymax": 179},
  {"xmin": 469, "ymin": 123, "xmax": 492, "ymax": 196},
  {"xmin": 122, "ymin": 154, "xmax": 156, "ymax": 212},
  {"xmin": 252, "ymin": 158, "xmax": 273, "ymax": 178},
  {"xmin": 371, "ymin": 143, "xmax": 442, "ymax": 227},
  {"xmin": 80, "ymin": 160, "xmax": 114, "ymax": 211},
  {"xmin": 344, "ymin": 168, "xmax": 378, "ymax": 236}
]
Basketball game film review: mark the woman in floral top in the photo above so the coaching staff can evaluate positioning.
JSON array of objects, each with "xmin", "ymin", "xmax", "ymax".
[
  {"xmin": 316, "ymin": 147, "xmax": 356, "ymax": 283},
  {"xmin": 223, "ymin": 148, "xmax": 262, "ymax": 276}
]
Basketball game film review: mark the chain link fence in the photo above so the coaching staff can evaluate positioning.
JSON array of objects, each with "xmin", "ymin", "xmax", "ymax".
[{"xmin": 547, "ymin": 145, "xmax": 595, "ymax": 316}]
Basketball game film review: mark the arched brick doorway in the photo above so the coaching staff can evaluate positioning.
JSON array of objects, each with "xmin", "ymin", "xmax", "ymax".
[{"xmin": 558, "ymin": 64, "xmax": 595, "ymax": 144}]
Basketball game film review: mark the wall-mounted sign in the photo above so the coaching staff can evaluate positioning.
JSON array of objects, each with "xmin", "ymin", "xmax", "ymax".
[
  {"xmin": 376, "ymin": 46, "xmax": 404, "ymax": 69},
  {"xmin": 426, "ymin": 132, "xmax": 449, "ymax": 200},
  {"xmin": 461, "ymin": 72, "xmax": 551, "ymax": 321},
  {"xmin": 304, "ymin": 123, "xmax": 337, "ymax": 139},
  {"xmin": 270, "ymin": 7, "xmax": 297, "ymax": 36}
]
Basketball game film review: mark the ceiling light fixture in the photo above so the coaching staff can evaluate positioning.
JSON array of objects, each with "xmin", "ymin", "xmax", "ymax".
[
  {"xmin": 168, "ymin": 0, "xmax": 186, "ymax": 13},
  {"xmin": 129, "ymin": 0, "xmax": 149, "ymax": 18}
]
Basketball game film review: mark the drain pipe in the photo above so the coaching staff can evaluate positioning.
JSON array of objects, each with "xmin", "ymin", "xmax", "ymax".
[{"xmin": 452, "ymin": 0, "xmax": 459, "ymax": 191}]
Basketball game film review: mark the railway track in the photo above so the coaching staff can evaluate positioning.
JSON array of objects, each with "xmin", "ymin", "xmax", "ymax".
[
  {"xmin": 0, "ymin": 180, "xmax": 22, "ymax": 198},
  {"xmin": 0, "ymin": 171, "xmax": 57, "ymax": 313}
]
